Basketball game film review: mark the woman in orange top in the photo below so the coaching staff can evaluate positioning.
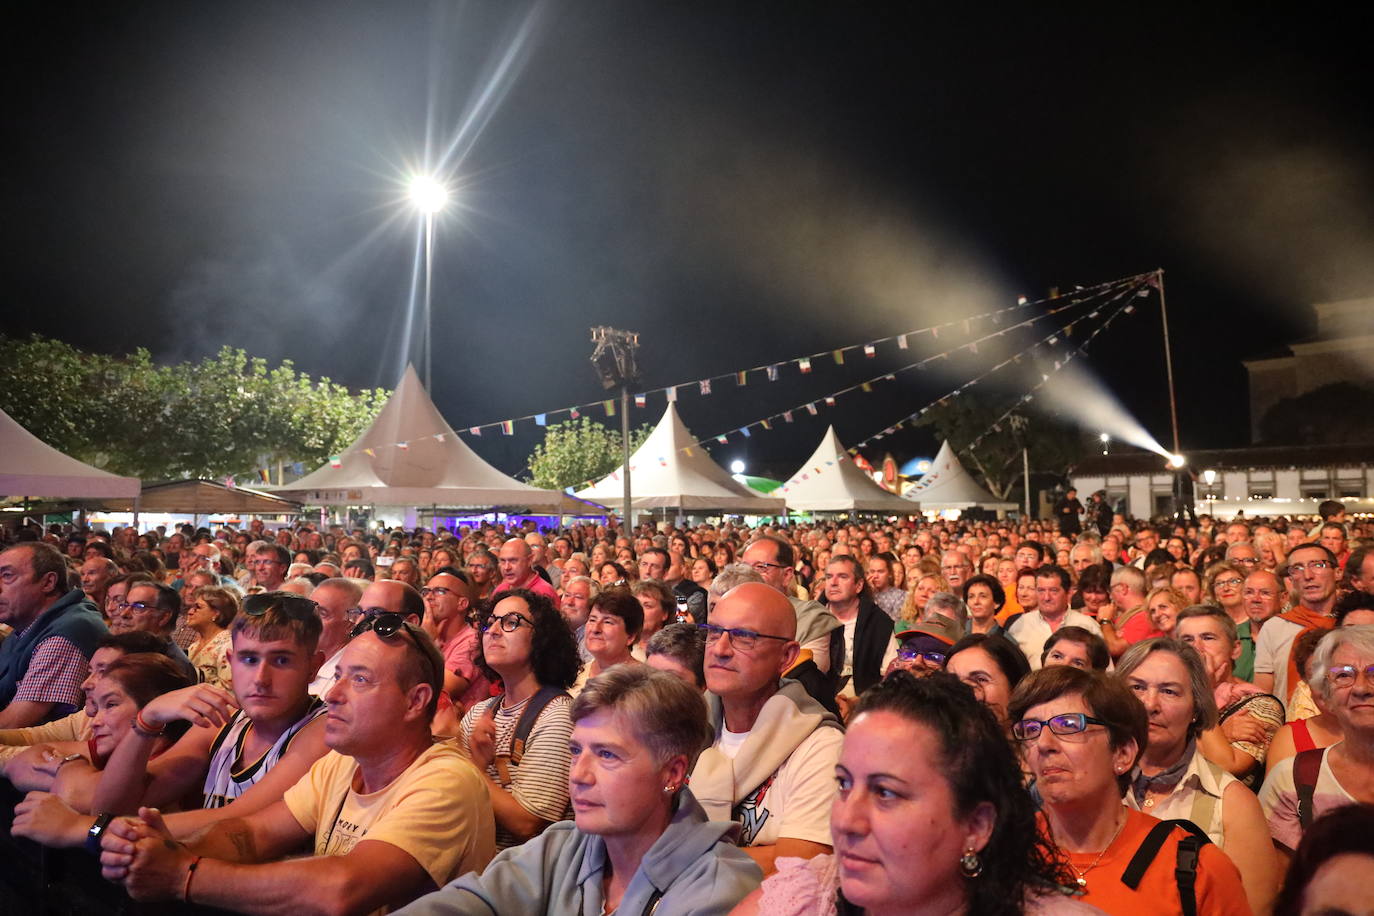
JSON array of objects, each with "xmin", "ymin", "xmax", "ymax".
[{"xmin": 1009, "ymin": 666, "xmax": 1252, "ymax": 915}]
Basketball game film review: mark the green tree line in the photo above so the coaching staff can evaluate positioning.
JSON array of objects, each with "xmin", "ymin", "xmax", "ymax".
[{"xmin": 0, "ymin": 334, "xmax": 389, "ymax": 481}]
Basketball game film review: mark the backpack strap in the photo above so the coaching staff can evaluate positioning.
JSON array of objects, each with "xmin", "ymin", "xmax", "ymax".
[
  {"xmin": 1121, "ymin": 818, "xmax": 1211, "ymax": 916},
  {"xmin": 1294, "ymin": 746, "xmax": 1325, "ymax": 830},
  {"xmin": 492, "ymin": 686, "xmax": 568, "ymax": 787}
]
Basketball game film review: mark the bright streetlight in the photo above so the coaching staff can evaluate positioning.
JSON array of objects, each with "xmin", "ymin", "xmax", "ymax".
[
  {"xmin": 730, "ymin": 460, "xmax": 746, "ymax": 475},
  {"xmin": 408, "ymin": 173, "xmax": 451, "ymax": 391},
  {"xmin": 1168, "ymin": 454, "xmax": 1186, "ymax": 469}
]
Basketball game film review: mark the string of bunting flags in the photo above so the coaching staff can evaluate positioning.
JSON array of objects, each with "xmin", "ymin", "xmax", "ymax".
[
  {"xmin": 846, "ymin": 275, "xmax": 1153, "ymax": 455},
  {"xmin": 320, "ymin": 271, "xmax": 1152, "ymax": 473},
  {"xmin": 563, "ymin": 274, "xmax": 1153, "ymax": 489},
  {"xmin": 450, "ymin": 270, "xmax": 1153, "ymax": 437}
]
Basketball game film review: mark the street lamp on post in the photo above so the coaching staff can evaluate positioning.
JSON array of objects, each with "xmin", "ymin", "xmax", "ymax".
[
  {"xmin": 590, "ymin": 327, "xmax": 642, "ymax": 533},
  {"xmin": 408, "ymin": 174, "xmax": 450, "ymax": 392}
]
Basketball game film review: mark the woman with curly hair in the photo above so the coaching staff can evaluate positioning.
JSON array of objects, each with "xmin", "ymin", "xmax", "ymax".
[
  {"xmin": 460, "ymin": 588, "xmax": 582, "ymax": 851},
  {"xmin": 736, "ymin": 672, "xmax": 1092, "ymax": 915}
]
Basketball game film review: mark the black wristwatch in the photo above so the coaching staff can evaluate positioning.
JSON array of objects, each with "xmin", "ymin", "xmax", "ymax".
[{"xmin": 86, "ymin": 812, "xmax": 114, "ymax": 854}]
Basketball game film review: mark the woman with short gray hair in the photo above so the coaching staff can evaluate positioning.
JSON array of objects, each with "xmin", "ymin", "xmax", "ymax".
[
  {"xmin": 1117, "ymin": 638, "xmax": 1276, "ymax": 913},
  {"xmin": 398, "ymin": 666, "xmax": 761, "ymax": 916}
]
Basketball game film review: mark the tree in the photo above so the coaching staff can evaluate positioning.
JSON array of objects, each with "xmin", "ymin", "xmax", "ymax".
[
  {"xmin": 526, "ymin": 417, "xmax": 652, "ymax": 491},
  {"xmin": 915, "ymin": 395, "xmax": 1089, "ymax": 499},
  {"xmin": 1259, "ymin": 381, "xmax": 1374, "ymax": 445},
  {"xmin": 0, "ymin": 334, "xmax": 388, "ymax": 480}
]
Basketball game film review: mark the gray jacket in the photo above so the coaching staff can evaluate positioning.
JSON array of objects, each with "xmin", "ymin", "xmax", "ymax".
[{"xmin": 394, "ymin": 788, "xmax": 762, "ymax": 916}]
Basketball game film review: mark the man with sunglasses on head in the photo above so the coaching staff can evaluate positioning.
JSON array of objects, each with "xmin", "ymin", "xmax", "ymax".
[
  {"xmin": 689, "ymin": 581, "xmax": 842, "ymax": 878},
  {"xmin": 102, "ymin": 593, "xmax": 495, "ymax": 914}
]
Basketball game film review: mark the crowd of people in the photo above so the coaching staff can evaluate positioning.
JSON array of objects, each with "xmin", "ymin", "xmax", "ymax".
[{"xmin": 1, "ymin": 498, "xmax": 1373, "ymax": 914}]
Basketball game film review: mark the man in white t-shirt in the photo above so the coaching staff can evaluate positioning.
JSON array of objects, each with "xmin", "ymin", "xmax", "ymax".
[
  {"xmin": 689, "ymin": 582, "xmax": 843, "ymax": 877},
  {"xmin": 1007, "ymin": 565, "xmax": 1102, "ymax": 670},
  {"xmin": 102, "ymin": 611, "xmax": 494, "ymax": 913},
  {"xmin": 1253, "ymin": 543, "xmax": 1340, "ymax": 705}
]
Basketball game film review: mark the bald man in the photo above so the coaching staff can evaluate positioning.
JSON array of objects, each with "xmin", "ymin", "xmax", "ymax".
[
  {"xmin": 689, "ymin": 582, "xmax": 842, "ymax": 877},
  {"xmin": 491, "ymin": 538, "xmax": 558, "ymax": 605}
]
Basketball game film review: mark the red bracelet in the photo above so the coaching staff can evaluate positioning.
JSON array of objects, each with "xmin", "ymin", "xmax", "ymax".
[
  {"xmin": 184, "ymin": 855, "xmax": 203, "ymax": 902},
  {"xmin": 133, "ymin": 710, "xmax": 166, "ymax": 738}
]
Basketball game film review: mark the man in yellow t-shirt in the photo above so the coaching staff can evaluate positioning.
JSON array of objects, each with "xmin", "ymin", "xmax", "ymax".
[{"xmin": 101, "ymin": 614, "xmax": 495, "ymax": 915}]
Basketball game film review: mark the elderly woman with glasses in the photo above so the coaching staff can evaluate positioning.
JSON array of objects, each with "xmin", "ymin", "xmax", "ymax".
[
  {"xmin": 398, "ymin": 666, "xmax": 762, "ymax": 916},
  {"xmin": 1009, "ymin": 666, "xmax": 1249, "ymax": 914},
  {"xmin": 461, "ymin": 588, "xmax": 583, "ymax": 851},
  {"xmin": 1115, "ymin": 638, "xmax": 1277, "ymax": 914},
  {"xmin": 1260, "ymin": 626, "xmax": 1374, "ymax": 863}
]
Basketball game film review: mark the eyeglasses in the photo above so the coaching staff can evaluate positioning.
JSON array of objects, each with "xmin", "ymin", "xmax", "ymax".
[
  {"xmin": 896, "ymin": 645, "xmax": 946, "ymax": 665},
  {"xmin": 1289, "ymin": 560, "xmax": 1334, "ymax": 575},
  {"xmin": 481, "ymin": 612, "xmax": 534, "ymax": 633},
  {"xmin": 1012, "ymin": 712, "xmax": 1109, "ymax": 742},
  {"xmin": 697, "ymin": 623, "xmax": 790, "ymax": 651},
  {"xmin": 1327, "ymin": 664, "xmax": 1374, "ymax": 690},
  {"xmin": 420, "ymin": 586, "xmax": 455, "ymax": 598},
  {"xmin": 116, "ymin": 601, "xmax": 155, "ymax": 613},
  {"xmin": 349, "ymin": 613, "xmax": 438, "ymax": 684},
  {"xmin": 344, "ymin": 605, "xmax": 392, "ymax": 624},
  {"xmin": 244, "ymin": 592, "xmax": 318, "ymax": 621},
  {"xmin": 466, "ymin": 562, "xmax": 493, "ymax": 571},
  {"xmin": 1213, "ymin": 577, "xmax": 1244, "ymax": 589},
  {"xmin": 749, "ymin": 561, "xmax": 788, "ymax": 573},
  {"xmin": 1232, "ymin": 556, "xmax": 1259, "ymax": 567}
]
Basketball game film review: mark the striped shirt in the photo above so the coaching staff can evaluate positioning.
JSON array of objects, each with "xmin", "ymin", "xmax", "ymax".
[{"xmin": 460, "ymin": 692, "xmax": 573, "ymax": 850}]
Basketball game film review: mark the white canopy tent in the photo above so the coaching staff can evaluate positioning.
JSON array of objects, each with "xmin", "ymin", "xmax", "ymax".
[
  {"xmin": 576, "ymin": 404, "xmax": 785, "ymax": 514},
  {"xmin": 274, "ymin": 365, "xmax": 578, "ymax": 512},
  {"xmin": 779, "ymin": 426, "xmax": 918, "ymax": 514},
  {"xmin": 0, "ymin": 406, "xmax": 141, "ymax": 499},
  {"xmin": 903, "ymin": 441, "xmax": 1017, "ymax": 511}
]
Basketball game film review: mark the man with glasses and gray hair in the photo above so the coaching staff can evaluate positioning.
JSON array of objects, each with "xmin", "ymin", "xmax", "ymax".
[
  {"xmin": 101, "ymin": 592, "xmax": 495, "ymax": 914},
  {"xmin": 689, "ymin": 582, "xmax": 842, "ymax": 877},
  {"xmin": 247, "ymin": 543, "xmax": 290, "ymax": 592}
]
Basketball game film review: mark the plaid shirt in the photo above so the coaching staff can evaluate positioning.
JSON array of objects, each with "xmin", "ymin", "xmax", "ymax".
[{"xmin": 13, "ymin": 635, "xmax": 90, "ymax": 712}]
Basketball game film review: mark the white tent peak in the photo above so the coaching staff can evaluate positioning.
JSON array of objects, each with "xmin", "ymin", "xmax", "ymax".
[
  {"xmin": 575, "ymin": 403, "xmax": 783, "ymax": 512},
  {"xmin": 780, "ymin": 426, "xmax": 916, "ymax": 513},
  {"xmin": 1, "ymin": 405, "xmax": 141, "ymax": 498},
  {"xmin": 904, "ymin": 441, "xmax": 1016, "ymax": 510},
  {"xmin": 276, "ymin": 364, "xmax": 573, "ymax": 510}
]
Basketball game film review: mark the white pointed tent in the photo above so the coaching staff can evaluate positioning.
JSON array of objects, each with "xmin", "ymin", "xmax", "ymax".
[
  {"xmin": 576, "ymin": 404, "xmax": 785, "ymax": 513},
  {"xmin": 903, "ymin": 441, "xmax": 1017, "ymax": 511},
  {"xmin": 0, "ymin": 406, "xmax": 141, "ymax": 499},
  {"xmin": 780, "ymin": 426, "xmax": 918, "ymax": 514},
  {"xmin": 275, "ymin": 365, "xmax": 574, "ymax": 511}
]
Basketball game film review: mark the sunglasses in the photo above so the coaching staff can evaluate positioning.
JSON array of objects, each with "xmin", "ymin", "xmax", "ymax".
[
  {"xmin": 243, "ymin": 592, "xmax": 318, "ymax": 621},
  {"xmin": 350, "ymin": 612, "xmax": 439, "ymax": 684}
]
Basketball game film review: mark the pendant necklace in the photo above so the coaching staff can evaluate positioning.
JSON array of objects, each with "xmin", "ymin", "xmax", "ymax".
[{"xmin": 1072, "ymin": 810, "xmax": 1127, "ymax": 889}]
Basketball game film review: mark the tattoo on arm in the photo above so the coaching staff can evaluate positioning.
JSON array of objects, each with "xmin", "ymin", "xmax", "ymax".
[{"xmin": 226, "ymin": 825, "xmax": 257, "ymax": 862}]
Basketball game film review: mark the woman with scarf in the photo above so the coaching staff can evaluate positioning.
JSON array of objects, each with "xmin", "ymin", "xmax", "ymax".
[{"xmin": 1115, "ymin": 638, "xmax": 1275, "ymax": 914}]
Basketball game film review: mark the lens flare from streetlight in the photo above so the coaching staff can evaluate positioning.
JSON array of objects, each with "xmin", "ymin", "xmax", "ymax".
[
  {"xmin": 1168, "ymin": 454, "xmax": 1187, "ymax": 468},
  {"xmin": 408, "ymin": 175, "xmax": 449, "ymax": 214}
]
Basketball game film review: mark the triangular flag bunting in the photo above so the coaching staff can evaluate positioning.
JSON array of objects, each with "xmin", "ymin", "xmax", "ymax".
[
  {"xmin": 700, "ymin": 379, "xmax": 712, "ymax": 395},
  {"xmin": 603, "ymin": 400, "xmax": 616, "ymax": 417},
  {"xmin": 832, "ymin": 349, "xmax": 845, "ymax": 365},
  {"xmin": 501, "ymin": 420, "xmax": 514, "ymax": 435},
  {"xmin": 766, "ymin": 364, "xmax": 778, "ymax": 382},
  {"xmin": 535, "ymin": 414, "xmax": 547, "ymax": 426},
  {"xmin": 634, "ymin": 394, "xmax": 646, "ymax": 408},
  {"xmin": 798, "ymin": 357, "xmax": 812, "ymax": 374},
  {"xmin": 666, "ymin": 386, "xmax": 677, "ymax": 403},
  {"xmin": 329, "ymin": 455, "xmax": 342, "ymax": 468},
  {"xmin": 397, "ymin": 441, "xmax": 408, "ymax": 450},
  {"xmin": 863, "ymin": 344, "xmax": 876, "ymax": 358},
  {"xmin": 783, "ymin": 410, "xmax": 793, "ymax": 423},
  {"xmin": 825, "ymin": 396, "xmax": 836, "ymax": 406},
  {"xmin": 806, "ymin": 402, "xmax": 818, "ymax": 415},
  {"xmin": 740, "ymin": 427, "xmax": 751, "ymax": 438},
  {"xmin": 716, "ymin": 434, "xmax": 728, "ymax": 444},
  {"xmin": 570, "ymin": 408, "xmax": 581, "ymax": 419},
  {"xmin": 898, "ymin": 334, "xmax": 908, "ymax": 349},
  {"xmin": 860, "ymin": 382, "xmax": 872, "ymax": 392},
  {"xmin": 468, "ymin": 428, "xmax": 481, "ymax": 437},
  {"xmin": 736, "ymin": 370, "xmax": 747, "ymax": 386},
  {"xmin": 760, "ymin": 418, "xmax": 772, "ymax": 430}
]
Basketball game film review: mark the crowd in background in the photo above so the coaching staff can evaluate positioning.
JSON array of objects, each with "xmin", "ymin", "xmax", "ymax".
[{"xmin": 2, "ymin": 498, "xmax": 1374, "ymax": 914}]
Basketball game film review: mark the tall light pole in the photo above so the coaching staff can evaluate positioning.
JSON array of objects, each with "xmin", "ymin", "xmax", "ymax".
[
  {"xmin": 409, "ymin": 175, "xmax": 449, "ymax": 392},
  {"xmin": 590, "ymin": 327, "xmax": 642, "ymax": 532}
]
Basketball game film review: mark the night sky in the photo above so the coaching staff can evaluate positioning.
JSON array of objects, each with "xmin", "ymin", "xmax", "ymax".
[{"xmin": 5, "ymin": 4, "xmax": 1373, "ymax": 481}]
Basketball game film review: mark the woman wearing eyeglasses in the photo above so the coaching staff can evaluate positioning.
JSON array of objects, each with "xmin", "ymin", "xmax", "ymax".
[
  {"xmin": 398, "ymin": 665, "xmax": 762, "ymax": 916},
  {"xmin": 461, "ymin": 588, "xmax": 582, "ymax": 850},
  {"xmin": 1009, "ymin": 666, "xmax": 1250, "ymax": 915},
  {"xmin": 183, "ymin": 586, "xmax": 238, "ymax": 691}
]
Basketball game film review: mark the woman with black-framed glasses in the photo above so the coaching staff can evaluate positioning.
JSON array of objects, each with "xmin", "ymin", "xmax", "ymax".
[
  {"xmin": 1009, "ymin": 666, "xmax": 1250, "ymax": 914},
  {"xmin": 461, "ymin": 588, "xmax": 582, "ymax": 851}
]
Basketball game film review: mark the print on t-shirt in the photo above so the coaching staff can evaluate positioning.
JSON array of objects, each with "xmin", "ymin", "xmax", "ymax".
[{"xmin": 734, "ymin": 773, "xmax": 776, "ymax": 846}]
